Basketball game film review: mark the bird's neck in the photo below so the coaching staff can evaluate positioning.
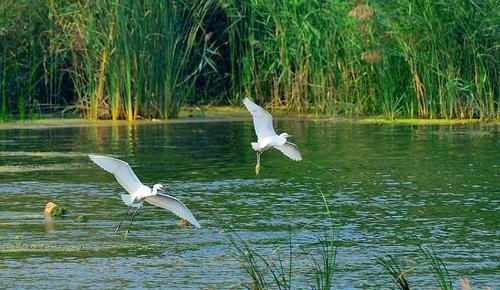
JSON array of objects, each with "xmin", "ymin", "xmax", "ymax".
[
  {"xmin": 151, "ymin": 185, "xmax": 160, "ymax": 195},
  {"xmin": 278, "ymin": 135, "xmax": 287, "ymax": 145}
]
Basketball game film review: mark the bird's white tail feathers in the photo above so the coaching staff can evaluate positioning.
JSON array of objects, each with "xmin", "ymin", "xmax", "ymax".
[
  {"xmin": 120, "ymin": 194, "xmax": 141, "ymax": 208},
  {"xmin": 251, "ymin": 142, "xmax": 260, "ymax": 151}
]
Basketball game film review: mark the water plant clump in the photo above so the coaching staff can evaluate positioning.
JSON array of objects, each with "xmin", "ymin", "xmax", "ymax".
[
  {"xmin": 50, "ymin": 206, "xmax": 68, "ymax": 217},
  {"xmin": 75, "ymin": 215, "xmax": 88, "ymax": 223}
]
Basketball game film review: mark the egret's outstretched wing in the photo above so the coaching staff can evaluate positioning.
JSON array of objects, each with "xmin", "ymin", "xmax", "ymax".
[
  {"xmin": 243, "ymin": 97, "xmax": 276, "ymax": 141},
  {"xmin": 146, "ymin": 193, "xmax": 201, "ymax": 228},
  {"xmin": 89, "ymin": 155, "xmax": 143, "ymax": 195},
  {"xmin": 274, "ymin": 142, "xmax": 302, "ymax": 161}
]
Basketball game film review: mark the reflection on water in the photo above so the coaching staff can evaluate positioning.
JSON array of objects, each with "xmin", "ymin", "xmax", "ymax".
[{"xmin": 0, "ymin": 121, "xmax": 498, "ymax": 289}]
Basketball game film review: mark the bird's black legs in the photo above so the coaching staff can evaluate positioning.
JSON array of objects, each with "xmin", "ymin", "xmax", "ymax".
[
  {"xmin": 125, "ymin": 206, "xmax": 142, "ymax": 235},
  {"xmin": 115, "ymin": 205, "xmax": 132, "ymax": 234}
]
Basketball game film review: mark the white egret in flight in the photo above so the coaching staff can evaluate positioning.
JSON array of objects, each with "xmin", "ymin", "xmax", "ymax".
[
  {"xmin": 89, "ymin": 155, "xmax": 201, "ymax": 234},
  {"xmin": 242, "ymin": 97, "xmax": 302, "ymax": 174}
]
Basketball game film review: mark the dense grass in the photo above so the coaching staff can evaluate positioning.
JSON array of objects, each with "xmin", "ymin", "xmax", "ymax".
[
  {"xmin": 47, "ymin": 0, "xmax": 215, "ymax": 120},
  {"xmin": 221, "ymin": 0, "xmax": 498, "ymax": 119},
  {"xmin": 1, "ymin": 0, "xmax": 498, "ymax": 120},
  {"xmin": 0, "ymin": 1, "xmax": 72, "ymax": 120}
]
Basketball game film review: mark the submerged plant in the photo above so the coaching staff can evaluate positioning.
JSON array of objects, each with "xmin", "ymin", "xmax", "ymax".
[{"xmin": 44, "ymin": 201, "xmax": 69, "ymax": 217}]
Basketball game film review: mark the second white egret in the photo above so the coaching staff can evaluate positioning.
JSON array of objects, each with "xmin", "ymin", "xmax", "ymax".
[
  {"xmin": 243, "ymin": 97, "xmax": 302, "ymax": 174},
  {"xmin": 89, "ymin": 154, "xmax": 201, "ymax": 235}
]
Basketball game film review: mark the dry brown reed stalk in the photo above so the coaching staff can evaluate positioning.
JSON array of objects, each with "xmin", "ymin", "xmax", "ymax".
[
  {"xmin": 412, "ymin": 71, "xmax": 426, "ymax": 116},
  {"xmin": 460, "ymin": 278, "xmax": 471, "ymax": 290},
  {"xmin": 349, "ymin": 5, "xmax": 374, "ymax": 20},
  {"xmin": 460, "ymin": 278, "xmax": 494, "ymax": 290},
  {"xmin": 361, "ymin": 50, "xmax": 382, "ymax": 64},
  {"xmin": 357, "ymin": 23, "xmax": 372, "ymax": 34}
]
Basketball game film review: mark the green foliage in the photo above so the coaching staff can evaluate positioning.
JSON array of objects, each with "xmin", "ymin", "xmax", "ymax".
[
  {"xmin": 418, "ymin": 243, "xmax": 453, "ymax": 290},
  {"xmin": 220, "ymin": 0, "xmax": 498, "ymax": 119},
  {"xmin": 1, "ymin": 0, "xmax": 498, "ymax": 119},
  {"xmin": 224, "ymin": 228, "xmax": 281, "ymax": 290},
  {"xmin": 0, "ymin": 0, "xmax": 71, "ymax": 120},
  {"xmin": 311, "ymin": 192, "xmax": 337, "ymax": 290},
  {"xmin": 47, "ymin": 0, "xmax": 215, "ymax": 120}
]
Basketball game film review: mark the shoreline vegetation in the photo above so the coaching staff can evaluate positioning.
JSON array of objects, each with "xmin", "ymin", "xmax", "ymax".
[
  {"xmin": 0, "ymin": 106, "xmax": 498, "ymax": 130},
  {"xmin": 1, "ymin": 1, "xmax": 498, "ymax": 121}
]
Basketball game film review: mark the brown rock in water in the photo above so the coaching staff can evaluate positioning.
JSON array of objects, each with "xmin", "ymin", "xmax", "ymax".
[
  {"xmin": 179, "ymin": 219, "xmax": 193, "ymax": 227},
  {"xmin": 44, "ymin": 202, "xmax": 68, "ymax": 217},
  {"xmin": 44, "ymin": 202, "xmax": 58, "ymax": 215}
]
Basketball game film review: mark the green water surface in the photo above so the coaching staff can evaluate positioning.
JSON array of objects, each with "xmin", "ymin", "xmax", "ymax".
[{"xmin": 0, "ymin": 120, "xmax": 498, "ymax": 289}]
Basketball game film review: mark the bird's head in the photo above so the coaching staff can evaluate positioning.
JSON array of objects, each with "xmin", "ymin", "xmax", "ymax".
[
  {"xmin": 153, "ymin": 184, "xmax": 164, "ymax": 194},
  {"xmin": 280, "ymin": 133, "xmax": 293, "ymax": 139}
]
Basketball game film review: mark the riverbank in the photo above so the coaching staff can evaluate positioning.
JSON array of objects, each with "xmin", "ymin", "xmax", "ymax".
[{"xmin": 0, "ymin": 106, "xmax": 497, "ymax": 130}]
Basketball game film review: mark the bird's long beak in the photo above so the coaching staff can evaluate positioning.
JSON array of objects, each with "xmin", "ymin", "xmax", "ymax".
[{"xmin": 287, "ymin": 135, "xmax": 293, "ymax": 138}]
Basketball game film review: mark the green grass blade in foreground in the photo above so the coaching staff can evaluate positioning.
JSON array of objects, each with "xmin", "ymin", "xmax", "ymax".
[
  {"xmin": 376, "ymin": 255, "xmax": 412, "ymax": 290},
  {"xmin": 418, "ymin": 243, "xmax": 453, "ymax": 290},
  {"xmin": 223, "ymin": 225, "xmax": 269, "ymax": 289},
  {"xmin": 311, "ymin": 190, "xmax": 337, "ymax": 290},
  {"xmin": 222, "ymin": 188, "xmax": 337, "ymax": 289}
]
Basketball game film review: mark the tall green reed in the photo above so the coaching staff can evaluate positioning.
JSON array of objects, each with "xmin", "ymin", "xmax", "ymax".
[
  {"xmin": 48, "ymin": 0, "xmax": 215, "ymax": 120},
  {"xmin": 376, "ymin": 255, "xmax": 411, "ymax": 290},
  {"xmin": 1, "ymin": 0, "xmax": 72, "ymax": 120},
  {"xmin": 2, "ymin": 1, "xmax": 497, "ymax": 120},
  {"xmin": 220, "ymin": 0, "xmax": 498, "ymax": 119}
]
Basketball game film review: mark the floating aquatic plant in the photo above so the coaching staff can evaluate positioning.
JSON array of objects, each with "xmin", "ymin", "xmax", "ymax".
[{"xmin": 75, "ymin": 215, "xmax": 88, "ymax": 223}]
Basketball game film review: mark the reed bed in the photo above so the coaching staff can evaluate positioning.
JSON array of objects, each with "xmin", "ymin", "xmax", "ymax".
[
  {"xmin": 1, "ymin": 0, "xmax": 497, "ymax": 120},
  {"xmin": 48, "ymin": 0, "xmax": 214, "ymax": 120},
  {"xmin": 221, "ymin": 0, "xmax": 498, "ymax": 119}
]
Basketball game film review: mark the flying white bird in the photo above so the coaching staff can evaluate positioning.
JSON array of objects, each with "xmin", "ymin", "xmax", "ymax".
[
  {"xmin": 89, "ymin": 155, "xmax": 201, "ymax": 234},
  {"xmin": 242, "ymin": 97, "xmax": 302, "ymax": 174}
]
